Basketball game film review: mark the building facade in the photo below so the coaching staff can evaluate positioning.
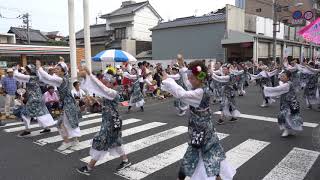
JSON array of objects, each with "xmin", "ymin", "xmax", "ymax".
[
  {"xmin": 8, "ymin": 27, "xmax": 49, "ymax": 46},
  {"xmin": 222, "ymin": 4, "xmax": 320, "ymax": 63},
  {"xmin": 151, "ymin": 13, "xmax": 226, "ymax": 60},
  {"xmin": 100, "ymin": 1, "xmax": 162, "ymax": 56}
]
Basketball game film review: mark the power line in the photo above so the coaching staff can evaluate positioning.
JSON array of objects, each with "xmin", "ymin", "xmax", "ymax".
[{"xmin": 0, "ymin": 6, "xmax": 25, "ymax": 13}]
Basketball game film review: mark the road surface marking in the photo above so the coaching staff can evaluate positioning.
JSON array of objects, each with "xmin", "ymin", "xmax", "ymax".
[
  {"xmin": 26, "ymin": 117, "xmax": 105, "ymax": 137},
  {"xmin": 60, "ymin": 122, "xmax": 167, "ymax": 155},
  {"xmin": 115, "ymin": 132, "xmax": 229, "ymax": 180},
  {"xmin": 226, "ymin": 139, "xmax": 270, "ymax": 169},
  {"xmin": 34, "ymin": 118, "xmax": 141, "ymax": 146},
  {"xmin": 81, "ymin": 126, "xmax": 191, "ymax": 165},
  {"xmin": 4, "ymin": 113, "xmax": 102, "ymax": 133},
  {"xmin": 0, "ymin": 121, "xmax": 24, "ymax": 128},
  {"xmin": 262, "ymin": 147, "xmax": 320, "ymax": 180},
  {"xmin": 214, "ymin": 112, "xmax": 318, "ymax": 128}
]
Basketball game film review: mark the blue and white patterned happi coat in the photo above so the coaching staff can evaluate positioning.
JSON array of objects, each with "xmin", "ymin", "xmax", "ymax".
[
  {"xmin": 23, "ymin": 76, "xmax": 49, "ymax": 118},
  {"xmin": 304, "ymin": 73, "xmax": 319, "ymax": 102},
  {"xmin": 57, "ymin": 76, "xmax": 81, "ymax": 129},
  {"xmin": 219, "ymin": 74, "xmax": 237, "ymax": 112},
  {"xmin": 130, "ymin": 78, "xmax": 144, "ymax": 105},
  {"xmin": 180, "ymin": 87, "xmax": 226, "ymax": 177},
  {"xmin": 278, "ymin": 82, "xmax": 303, "ymax": 131},
  {"xmin": 174, "ymin": 72, "xmax": 188, "ymax": 110},
  {"xmin": 92, "ymin": 95, "xmax": 122, "ymax": 151}
]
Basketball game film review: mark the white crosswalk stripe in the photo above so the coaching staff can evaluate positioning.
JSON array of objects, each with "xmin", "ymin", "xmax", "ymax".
[
  {"xmin": 214, "ymin": 112, "xmax": 319, "ymax": 128},
  {"xmin": 115, "ymin": 132, "xmax": 229, "ymax": 180},
  {"xmin": 0, "ymin": 121, "xmax": 24, "ymax": 128},
  {"xmin": 3, "ymin": 113, "xmax": 102, "ymax": 133},
  {"xmin": 34, "ymin": 118, "xmax": 142, "ymax": 146},
  {"xmin": 81, "ymin": 126, "xmax": 189, "ymax": 165},
  {"xmin": 226, "ymin": 139, "xmax": 270, "ymax": 169},
  {"xmin": 262, "ymin": 148, "xmax": 320, "ymax": 180},
  {"xmin": 61, "ymin": 122, "xmax": 167, "ymax": 155},
  {"xmin": 26, "ymin": 118, "xmax": 103, "ymax": 137},
  {"xmin": 1, "ymin": 112, "xmax": 320, "ymax": 180}
]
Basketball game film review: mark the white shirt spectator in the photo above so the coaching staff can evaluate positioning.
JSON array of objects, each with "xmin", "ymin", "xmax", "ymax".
[{"xmin": 71, "ymin": 88, "xmax": 86, "ymax": 99}]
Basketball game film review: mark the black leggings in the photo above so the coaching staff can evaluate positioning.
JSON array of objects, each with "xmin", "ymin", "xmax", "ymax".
[
  {"xmin": 128, "ymin": 106, "xmax": 144, "ymax": 111},
  {"xmin": 139, "ymin": 82, "xmax": 144, "ymax": 93}
]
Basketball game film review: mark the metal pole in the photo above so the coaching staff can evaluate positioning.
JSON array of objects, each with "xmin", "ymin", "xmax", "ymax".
[
  {"xmin": 272, "ymin": 0, "xmax": 277, "ymax": 63},
  {"xmin": 83, "ymin": 0, "xmax": 92, "ymax": 71},
  {"xmin": 68, "ymin": 0, "xmax": 77, "ymax": 82},
  {"xmin": 26, "ymin": 13, "xmax": 30, "ymax": 44}
]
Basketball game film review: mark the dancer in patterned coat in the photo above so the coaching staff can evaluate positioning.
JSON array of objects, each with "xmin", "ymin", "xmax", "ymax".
[
  {"xmin": 162, "ymin": 60, "xmax": 236, "ymax": 180},
  {"xmin": 264, "ymin": 70, "xmax": 303, "ymax": 137},
  {"xmin": 76, "ymin": 68, "xmax": 131, "ymax": 175},
  {"xmin": 36, "ymin": 60, "xmax": 81, "ymax": 151},
  {"xmin": 13, "ymin": 64, "xmax": 56, "ymax": 136}
]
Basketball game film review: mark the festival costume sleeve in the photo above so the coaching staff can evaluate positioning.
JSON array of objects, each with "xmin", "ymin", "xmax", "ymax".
[
  {"xmin": 263, "ymin": 82, "xmax": 290, "ymax": 97},
  {"xmin": 161, "ymin": 78, "xmax": 203, "ymax": 107},
  {"xmin": 81, "ymin": 74, "xmax": 117, "ymax": 100},
  {"xmin": 305, "ymin": 65, "xmax": 320, "ymax": 73},
  {"xmin": 144, "ymin": 78, "xmax": 153, "ymax": 86},
  {"xmin": 211, "ymin": 69, "xmax": 222, "ymax": 75},
  {"xmin": 180, "ymin": 67, "xmax": 193, "ymax": 90},
  {"xmin": 231, "ymin": 70, "xmax": 244, "ymax": 75},
  {"xmin": 249, "ymin": 72, "xmax": 263, "ymax": 80},
  {"xmin": 123, "ymin": 72, "xmax": 138, "ymax": 80},
  {"xmin": 267, "ymin": 69, "xmax": 278, "ymax": 77},
  {"xmin": 37, "ymin": 67, "xmax": 63, "ymax": 87},
  {"xmin": 13, "ymin": 70, "xmax": 30, "ymax": 83},
  {"xmin": 167, "ymin": 74, "xmax": 181, "ymax": 80},
  {"xmin": 284, "ymin": 62, "xmax": 298, "ymax": 72},
  {"xmin": 211, "ymin": 73, "xmax": 230, "ymax": 83}
]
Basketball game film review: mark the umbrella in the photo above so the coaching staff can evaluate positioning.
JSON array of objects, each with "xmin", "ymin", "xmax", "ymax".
[{"xmin": 92, "ymin": 49, "xmax": 137, "ymax": 62}]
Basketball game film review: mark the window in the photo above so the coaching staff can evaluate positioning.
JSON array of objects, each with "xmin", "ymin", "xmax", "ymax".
[{"xmin": 115, "ymin": 28, "xmax": 126, "ymax": 40}]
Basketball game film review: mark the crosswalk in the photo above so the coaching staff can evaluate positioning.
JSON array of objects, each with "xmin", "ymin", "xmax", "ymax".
[{"xmin": 1, "ymin": 113, "xmax": 319, "ymax": 180}]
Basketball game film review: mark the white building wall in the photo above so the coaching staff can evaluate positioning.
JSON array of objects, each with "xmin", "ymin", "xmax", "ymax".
[
  {"xmin": 105, "ymin": 15, "xmax": 135, "ymax": 31},
  {"xmin": 256, "ymin": 16, "xmax": 284, "ymax": 39},
  {"xmin": 132, "ymin": 6, "xmax": 160, "ymax": 41}
]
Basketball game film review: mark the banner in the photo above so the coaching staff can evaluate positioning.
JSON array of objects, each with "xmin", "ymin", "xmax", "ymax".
[{"xmin": 298, "ymin": 18, "xmax": 320, "ymax": 44}]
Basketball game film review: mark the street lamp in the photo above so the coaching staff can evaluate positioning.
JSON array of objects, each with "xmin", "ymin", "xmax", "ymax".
[{"xmin": 272, "ymin": 1, "xmax": 303, "ymax": 63}]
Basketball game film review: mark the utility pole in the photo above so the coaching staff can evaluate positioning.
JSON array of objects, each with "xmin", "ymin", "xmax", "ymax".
[
  {"xmin": 22, "ymin": 13, "xmax": 30, "ymax": 44},
  {"xmin": 272, "ymin": 0, "xmax": 278, "ymax": 63}
]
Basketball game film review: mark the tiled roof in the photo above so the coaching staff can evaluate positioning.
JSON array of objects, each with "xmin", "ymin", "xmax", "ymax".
[
  {"xmin": 100, "ymin": 1, "xmax": 148, "ymax": 18},
  {"xmin": 8, "ymin": 27, "xmax": 49, "ymax": 42},
  {"xmin": 151, "ymin": 13, "xmax": 226, "ymax": 30},
  {"xmin": 75, "ymin": 24, "xmax": 112, "ymax": 39}
]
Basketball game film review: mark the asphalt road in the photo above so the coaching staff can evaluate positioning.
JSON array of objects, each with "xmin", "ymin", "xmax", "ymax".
[{"xmin": 0, "ymin": 86, "xmax": 319, "ymax": 180}]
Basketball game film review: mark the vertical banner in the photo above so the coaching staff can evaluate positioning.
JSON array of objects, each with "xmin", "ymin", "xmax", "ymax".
[{"xmin": 298, "ymin": 18, "xmax": 320, "ymax": 44}]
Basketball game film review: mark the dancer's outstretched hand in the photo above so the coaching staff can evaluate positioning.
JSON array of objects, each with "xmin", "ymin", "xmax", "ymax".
[
  {"xmin": 36, "ymin": 60, "xmax": 41, "ymax": 69},
  {"xmin": 162, "ymin": 71, "xmax": 168, "ymax": 80}
]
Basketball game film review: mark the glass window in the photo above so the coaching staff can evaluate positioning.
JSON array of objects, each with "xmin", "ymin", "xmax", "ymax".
[{"xmin": 115, "ymin": 28, "xmax": 126, "ymax": 40}]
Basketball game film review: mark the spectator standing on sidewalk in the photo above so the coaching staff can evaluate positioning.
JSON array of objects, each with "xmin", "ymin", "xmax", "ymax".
[{"xmin": 1, "ymin": 68, "xmax": 17, "ymax": 120}]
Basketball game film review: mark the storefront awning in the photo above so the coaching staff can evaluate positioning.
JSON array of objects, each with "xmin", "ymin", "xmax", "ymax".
[
  {"xmin": 0, "ymin": 44, "xmax": 70, "ymax": 55},
  {"xmin": 221, "ymin": 30, "xmax": 254, "ymax": 45}
]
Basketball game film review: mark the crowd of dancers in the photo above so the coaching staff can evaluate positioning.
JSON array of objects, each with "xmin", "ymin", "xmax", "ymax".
[{"xmin": 8, "ymin": 53, "xmax": 320, "ymax": 180}]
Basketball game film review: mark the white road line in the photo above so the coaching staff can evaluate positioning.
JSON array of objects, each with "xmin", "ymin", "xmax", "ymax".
[
  {"xmin": 4, "ymin": 123, "xmax": 41, "ymax": 133},
  {"xmin": 116, "ymin": 143, "xmax": 188, "ymax": 180},
  {"xmin": 34, "ymin": 119, "xmax": 142, "ymax": 146},
  {"xmin": 27, "ymin": 118, "xmax": 104, "ymax": 137},
  {"xmin": 262, "ymin": 148, "xmax": 320, "ymax": 180},
  {"xmin": 4, "ymin": 114, "xmax": 102, "ymax": 133},
  {"xmin": 81, "ymin": 126, "xmax": 189, "ymax": 164},
  {"xmin": 0, "ymin": 121, "xmax": 24, "ymax": 128},
  {"xmin": 214, "ymin": 112, "xmax": 318, "ymax": 128},
  {"xmin": 226, "ymin": 139, "xmax": 270, "ymax": 169},
  {"xmin": 82, "ymin": 113, "xmax": 101, "ymax": 118},
  {"xmin": 62, "ymin": 122, "xmax": 167, "ymax": 155},
  {"xmin": 114, "ymin": 132, "xmax": 229, "ymax": 180}
]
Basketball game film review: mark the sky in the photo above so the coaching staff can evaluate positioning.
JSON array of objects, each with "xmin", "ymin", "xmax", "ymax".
[{"xmin": 0, "ymin": 0, "xmax": 235, "ymax": 36}]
